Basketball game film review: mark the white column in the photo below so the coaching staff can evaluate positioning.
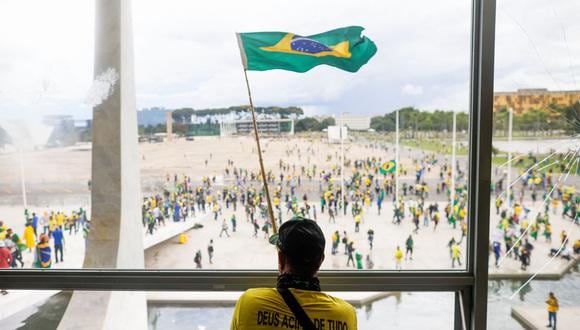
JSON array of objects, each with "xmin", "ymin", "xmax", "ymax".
[
  {"xmin": 166, "ymin": 111, "xmax": 173, "ymax": 141},
  {"xmin": 58, "ymin": 0, "xmax": 147, "ymax": 328},
  {"xmin": 18, "ymin": 148, "xmax": 27, "ymax": 209}
]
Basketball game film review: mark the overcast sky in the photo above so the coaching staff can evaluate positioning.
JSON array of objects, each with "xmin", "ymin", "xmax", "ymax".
[{"xmin": 0, "ymin": 0, "xmax": 578, "ymax": 120}]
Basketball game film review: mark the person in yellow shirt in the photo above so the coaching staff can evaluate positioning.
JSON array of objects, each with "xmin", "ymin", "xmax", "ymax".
[
  {"xmin": 354, "ymin": 214, "xmax": 361, "ymax": 233},
  {"xmin": 0, "ymin": 221, "xmax": 7, "ymax": 240},
  {"xmin": 545, "ymin": 292, "xmax": 558, "ymax": 329},
  {"xmin": 49, "ymin": 217, "xmax": 57, "ymax": 235},
  {"xmin": 574, "ymin": 239, "xmax": 580, "ymax": 254},
  {"xmin": 364, "ymin": 195, "xmax": 370, "ymax": 207},
  {"xmin": 451, "ymin": 243, "xmax": 462, "ymax": 268},
  {"xmin": 395, "ymin": 246, "xmax": 403, "ymax": 270},
  {"xmin": 56, "ymin": 212, "xmax": 65, "ymax": 229},
  {"xmin": 23, "ymin": 223, "xmax": 36, "ymax": 251},
  {"xmin": 514, "ymin": 204, "xmax": 523, "ymax": 218},
  {"xmin": 230, "ymin": 218, "xmax": 357, "ymax": 330}
]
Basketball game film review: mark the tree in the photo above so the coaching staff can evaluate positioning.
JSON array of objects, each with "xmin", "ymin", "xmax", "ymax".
[
  {"xmin": 0, "ymin": 126, "xmax": 11, "ymax": 148},
  {"xmin": 370, "ymin": 116, "xmax": 392, "ymax": 131},
  {"xmin": 295, "ymin": 117, "xmax": 322, "ymax": 132},
  {"xmin": 560, "ymin": 102, "xmax": 580, "ymax": 134},
  {"xmin": 319, "ymin": 117, "xmax": 336, "ymax": 130}
]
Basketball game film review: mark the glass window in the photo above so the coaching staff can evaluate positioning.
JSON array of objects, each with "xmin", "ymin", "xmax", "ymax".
[
  {"xmin": 487, "ymin": 0, "xmax": 579, "ymax": 327},
  {"xmin": 133, "ymin": 0, "xmax": 472, "ymax": 271},
  {"xmin": 1, "ymin": 0, "xmax": 504, "ymax": 328},
  {"xmin": 0, "ymin": 0, "xmax": 94, "ymax": 272},
  {"xmin": 0, "ymin": 290, "xmax": 455, "ymax": 330}
]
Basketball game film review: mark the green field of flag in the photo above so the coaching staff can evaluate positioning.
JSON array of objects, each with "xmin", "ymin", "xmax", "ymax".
[{"xmin": 237, "ymin": 26, "xmax": 377, "ymax": 73}]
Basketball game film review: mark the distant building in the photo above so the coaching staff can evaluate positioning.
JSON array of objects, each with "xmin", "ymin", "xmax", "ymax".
[
  {"xmin": 339, "ymin": 114, "xmax": 371, "ymax": 131},
  {"xmin": 74, "ymin": 119, "xmax": 92, "ymax": 128},
  {"xmin": 220, "ymin": 119, "xmax": 294, "ymax": 136},
  {"xmin": 42, "ymin": 115, "xmax": 91, "ymax": 130},
  {"xmin": 137, "ymin": 107, "xmax": 169, "ymax": 126},
  {"xmin": 493, "ymin": 88, "xmax": 580, "ymax": 114},
  {"xmin": 42, "ymin": 114, "xmax": 74, "ymax": 127},
  {"xmin": 327, "ymin": 125, "xmax": 348, "ymax": 143}
]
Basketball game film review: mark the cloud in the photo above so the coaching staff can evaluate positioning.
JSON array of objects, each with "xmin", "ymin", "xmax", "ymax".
[
  {"xmin": 0, "ymin": 0, "xmax": 579, "ymax": 120},
  {"xmin": 401, "ymin": 83, "xmax": 424, "ymax": 96}
]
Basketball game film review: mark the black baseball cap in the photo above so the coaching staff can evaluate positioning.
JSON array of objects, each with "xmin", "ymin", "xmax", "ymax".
[{"xmin": 269, "ymin": 217, "xmax": 326, "ymax": 265}]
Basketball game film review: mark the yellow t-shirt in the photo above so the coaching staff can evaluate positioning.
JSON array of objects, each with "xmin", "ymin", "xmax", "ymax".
[
  {"xmin": 56, "ymin": 213, "xmax": 65, "ymax": 226},
  {"xmin": 230, "ymin": 288, "xmax": 357, "ymax": 330},
  {"xmin": 546, "ymin": 297, "xmax": 559, "ymax": 312},
  {"xmin": 395, "ymin": 249, "xmax": 403, "ymax": 260},
  {"xmin": 452, "ymin": 244, "xmax": 461, "ymax": 258}
]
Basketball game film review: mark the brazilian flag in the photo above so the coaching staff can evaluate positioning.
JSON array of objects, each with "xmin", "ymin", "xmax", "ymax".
[
  {"xmin": 237, "ymin": 26, "xmax": 377, "ymax": 73},
  {"xmin": 379, "ymin": 160, "xmax": 396, "ymax": 175}
]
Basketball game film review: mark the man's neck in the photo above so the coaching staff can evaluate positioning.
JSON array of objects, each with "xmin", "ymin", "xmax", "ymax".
[{"xmin": 277, "ymin": 273, "xmax": 321, "ymax": 292}]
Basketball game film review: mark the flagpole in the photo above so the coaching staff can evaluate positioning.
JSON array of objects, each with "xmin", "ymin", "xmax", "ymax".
[
  {"xmin": 506, "ymin": 107, "xmax": 513, "ymax": 210},
  {"xmin": 450, "ymin": 111, "xmax": 457, "ymax": 206},
  {"xmin": 395, "ymin": 109, "xmax": 399, "ymax": 206},
  {"xmin": 18, "ymin": 147, "xmax": 28, "ymax": 210},
  {"xmin": 340, "ymin": 112, "xmax": 345, "ymax": 217},
  {"xmin": 242, "ymin": 69, "xmax": 277, "ymax": 234}
]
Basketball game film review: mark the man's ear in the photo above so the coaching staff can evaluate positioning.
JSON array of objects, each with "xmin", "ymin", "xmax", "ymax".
[{"xmin": 318, "ymin": 254, "xmax": 325, "ymax": 270}]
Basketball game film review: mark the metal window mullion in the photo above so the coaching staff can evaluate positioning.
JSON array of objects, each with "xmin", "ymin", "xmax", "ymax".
[{"xmin": 465, "ymin": 0, "xmax": 496, "ymax": 329}]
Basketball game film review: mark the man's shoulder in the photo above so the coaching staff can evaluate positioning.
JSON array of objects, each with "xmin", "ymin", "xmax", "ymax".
[
  {"xmin": 301, "ymin": 290, "xmax": 356, "ymax": 312},
  {"xmin": 238, "ymin": 288, "xmax": 280, "ymax": 305}
]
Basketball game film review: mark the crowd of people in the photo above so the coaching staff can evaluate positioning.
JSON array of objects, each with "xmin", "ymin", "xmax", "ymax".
[
  {"xmin": 2, "ymin": 139, "xmax": 578, "ymax": 276},
  {"xmin": 132, "ymin": 139, "xmax": 580, "ymax": 272},
  {"xmin": 135, "ymin": 140, "xmax": 474, "ymax": 270},
  {"xmin": 0, "ymin": 207, "xmax": 90, "ymax": 295},
  {"xmin": 490, "ymin": 163, "xmax": 580, "ymax": 271}
]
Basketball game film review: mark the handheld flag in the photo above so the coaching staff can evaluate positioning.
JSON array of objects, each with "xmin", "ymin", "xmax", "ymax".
[
  {"xmin": 237, "ymin": 26, "xmax": 377, "ymax": 73},
  {"xmin": 379, "ymin": 160, "xmax": 396, "ymax": 175}
]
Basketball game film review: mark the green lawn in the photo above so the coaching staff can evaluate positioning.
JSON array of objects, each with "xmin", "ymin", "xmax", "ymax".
[
  {"xmin": 402, "ymin": 139, "xmax": 469, "ymax": 156},
  {"xmin": 403, "ymin": 139, "xmax": 572, "ymax": 173}
]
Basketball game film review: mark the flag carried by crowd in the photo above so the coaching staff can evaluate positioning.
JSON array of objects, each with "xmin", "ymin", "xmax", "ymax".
[{"xmin": 379, "ymin": 160, "xmax": 397, "ymax": 175}]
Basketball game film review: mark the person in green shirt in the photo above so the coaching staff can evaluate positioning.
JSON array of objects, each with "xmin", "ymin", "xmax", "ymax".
[
  {"xmin": 355, "ymin": 251, "xmax": 363, "ymax": 270},
  {"xmin": 405, "ymin": 235, "xmax": 414, "ymax": 260}
]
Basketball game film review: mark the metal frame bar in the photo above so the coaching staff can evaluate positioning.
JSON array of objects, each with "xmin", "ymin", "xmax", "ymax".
[
  {"xmin": 0, "ymin": 0, "xmax": 496, "ymax": 328},
  {"xmin": 1, "ymin": 270, "xmax": 473, "ymax": 292},
  {"xmin": 462, "ymin": 0, "xmax": 496, "ymax": 329}
]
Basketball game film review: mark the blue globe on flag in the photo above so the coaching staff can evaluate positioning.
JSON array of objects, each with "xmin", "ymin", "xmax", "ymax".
[{"xmin": 290, "ymin": 36, "xmax": 332, "ymax": 54}]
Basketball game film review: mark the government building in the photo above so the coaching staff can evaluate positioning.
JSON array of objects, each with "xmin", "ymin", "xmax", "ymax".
[{"xmin": 493, "ymin": 88, "xmax": 580, "ymax": 114}]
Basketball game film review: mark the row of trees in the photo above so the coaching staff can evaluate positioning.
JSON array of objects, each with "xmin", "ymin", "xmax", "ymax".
[
  {"xmin": 2, "ymin": 103, "xmax": 576, "ymax": 148},
  {"xmin": 370, "ymin": 107, "xmax": 469, "ymax": 134},
  {"xmin": 168, "ymin": 104, "xmax": 578, "ymax": 135},
  {"xmin": 369, "ymin": 104, "xmax": 579, "ymax": 136},
  {"xmin": 294, "ymin": 117, "xmax": 335, "ymax": 132},
  {"xmin": 494, "ymin": 103, "xmax": 580, "ymax": 135},
  {"xmin": 138, "ymin": 116, "xmax": 336, "ymax": 135}
]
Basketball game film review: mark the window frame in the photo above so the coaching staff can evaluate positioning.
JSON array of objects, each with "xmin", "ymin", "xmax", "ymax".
[{"xmin": 0, "ymin": 1, "xmax": 496, "ymax": 329}]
